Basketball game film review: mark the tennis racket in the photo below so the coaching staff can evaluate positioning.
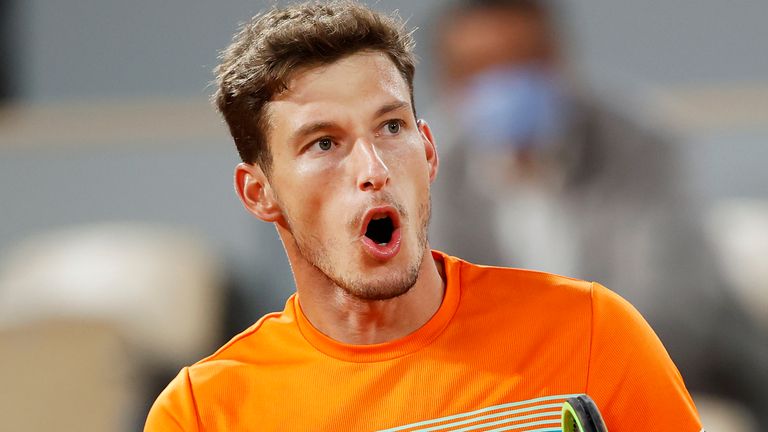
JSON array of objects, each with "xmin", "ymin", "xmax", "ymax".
[{"xmin": 562, "ymin": 394, "xmax": 608, "ymax": 432}]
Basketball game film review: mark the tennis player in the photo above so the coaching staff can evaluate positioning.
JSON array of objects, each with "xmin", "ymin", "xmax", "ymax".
[{"xmin": 145, "ymin": 1, "xmax": 703, "ymax": 430}]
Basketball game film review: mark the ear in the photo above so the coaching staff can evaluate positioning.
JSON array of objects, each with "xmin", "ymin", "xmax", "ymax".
[
  {"xmin": 234, "ymin": 163, "xmax": 283, "ymax": 223},
  {"xmin": 417, "ymin": 119, "xmax": 439, "ymax": 183}
]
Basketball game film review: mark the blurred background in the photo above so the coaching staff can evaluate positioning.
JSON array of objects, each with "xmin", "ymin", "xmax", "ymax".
[{"xmin": 0, "ymin": 0, "xmax": 766, "ymax": 430}]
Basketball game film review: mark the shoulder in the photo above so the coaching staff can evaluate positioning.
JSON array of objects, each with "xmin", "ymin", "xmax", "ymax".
[
  {"xmin": 584, "ymin": 285, "xmax": 702, "ymax": 430},
  {"xmin": 455, "ymin": 255, "xmax": 594, "ymax": 301},
  {"xmin": 588, "ymin": 281, "xmax": 668, "ymax": 355},
  {"xmin": 145, "ymin": 367, "xmax": 200, "ymax": 431},
  {"xmin": 444, "ymin": 253, "xmax": 600, "ymax": 333},
  {"xmin": 446, "ymin": 253, "xmax": 644, "ymax": 327},
  {"xmin": 185, "ymin": 295, "xmax": 306, "ymax": 382},
  {"xmin": 145, "ymin": 300, "xmax": 306, "ymax": 430}
]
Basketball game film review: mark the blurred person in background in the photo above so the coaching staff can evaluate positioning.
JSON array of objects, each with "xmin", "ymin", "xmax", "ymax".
[{"xmin": 429, "ymin": 0, "xmax": 768, "ymax": 427}]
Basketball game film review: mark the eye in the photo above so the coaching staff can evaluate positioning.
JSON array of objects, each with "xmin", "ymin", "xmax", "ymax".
[
  {"xmin": 315, "ymin": 137, "xmax": 333, "ymax": 151},
  {"xmin": 380, "ymin": 119, "xmax": 403, "ymax": 136}
]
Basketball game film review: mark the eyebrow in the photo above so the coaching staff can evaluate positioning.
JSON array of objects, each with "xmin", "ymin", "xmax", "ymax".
[
  {"xmin": 288, "ymin": 100, "xmax": 411, "ymax": 145},
  {"xmin": 290, "ymin": 121, "xmax": 336, "ymax": 145},
  {"xmin": 373, "ymin": 100, "xmax": 410, "ymax": 119}
]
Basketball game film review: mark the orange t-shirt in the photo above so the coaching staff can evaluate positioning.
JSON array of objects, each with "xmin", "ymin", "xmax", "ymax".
[{"xmin": 146, "ymin": 251, "xmax": 702, "ymax": 431}]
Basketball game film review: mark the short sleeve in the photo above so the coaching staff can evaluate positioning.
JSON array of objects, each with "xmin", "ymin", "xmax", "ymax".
[
  {"xmin": 144, "ymin": 367, "xmax": 201, "ymax": 432},
  {"xmin": 586, "ymin": 283, "xmax": 702, "ymax": 431}
]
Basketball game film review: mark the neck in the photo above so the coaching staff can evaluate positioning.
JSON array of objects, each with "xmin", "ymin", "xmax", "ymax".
[{"xmin": 279, "ymin": 226, "xmax": 446, "ymax": 345}]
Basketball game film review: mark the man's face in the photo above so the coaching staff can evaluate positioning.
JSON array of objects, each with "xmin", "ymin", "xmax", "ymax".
[{"xmin": 264, "ymin": 51, "xmax": 437, "ymax": 300}]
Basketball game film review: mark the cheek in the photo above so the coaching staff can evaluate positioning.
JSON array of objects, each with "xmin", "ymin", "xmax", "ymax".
[
  {"xmin": 280, "ymin": 162, "xmax": 343, "ymax": 226},
  {"xmin": 390, "ymin": 141, "xmax": 432, "ymax": 187},
  {"xmin": 388, "ymin": 145, "xmax": 432, "ymax": 219},
  {"xmin": 384, "ymin": 134, "xmax": 423, "ymax": 165}
]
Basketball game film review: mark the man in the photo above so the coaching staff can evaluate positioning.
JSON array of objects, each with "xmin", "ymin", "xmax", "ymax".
[{"xmin": 146, "ymin": 1, "xmax": 702, "ymax": 430}]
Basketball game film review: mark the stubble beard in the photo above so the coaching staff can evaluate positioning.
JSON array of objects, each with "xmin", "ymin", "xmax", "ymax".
[{"xmin": 286, "ymin": 198, "xmax": 431, "ymax": 301}]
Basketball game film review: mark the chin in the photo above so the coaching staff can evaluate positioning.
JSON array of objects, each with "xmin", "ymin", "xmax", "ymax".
[
  {"xmin": 342, "ymin": 273, "xmax": 418, "ymax": 301},
  {"xmin": 337, "ymin": 248, "xmax": 424, "ymax": 301}
]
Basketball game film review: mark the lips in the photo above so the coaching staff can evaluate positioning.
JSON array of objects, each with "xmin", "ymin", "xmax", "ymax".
[{"xmin": 360, "ymin": 205, "xmax": 402, "ymax": 260}]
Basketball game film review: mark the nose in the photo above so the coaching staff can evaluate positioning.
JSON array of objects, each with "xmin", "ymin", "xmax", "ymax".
[{"xmin": 352, "ymin": 138, "xmax": 389, "ymax": 192}]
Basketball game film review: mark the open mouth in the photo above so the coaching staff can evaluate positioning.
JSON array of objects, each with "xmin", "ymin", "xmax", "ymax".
[
  {"xmin": 360, "ymin": 206, "xmax": 402, "ymax": 260},
  {"xmin": 365, "ymin": 214, "xmax": 395, "ymax": 245}
]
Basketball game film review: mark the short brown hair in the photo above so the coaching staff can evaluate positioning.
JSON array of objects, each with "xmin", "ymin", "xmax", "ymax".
[{"xmin": 213, "ymin": 0, "xmax": 417, "ymax": 174}]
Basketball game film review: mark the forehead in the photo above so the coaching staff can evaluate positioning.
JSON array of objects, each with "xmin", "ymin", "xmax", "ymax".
[{"xmin": 266, "ymin": 51, "xmax": 411, "ymax": 137}]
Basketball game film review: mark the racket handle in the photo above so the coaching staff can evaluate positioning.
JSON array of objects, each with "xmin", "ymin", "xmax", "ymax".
[{"xmin": 562, "ymin": 394, "xmax": 608, "ymax": 432}]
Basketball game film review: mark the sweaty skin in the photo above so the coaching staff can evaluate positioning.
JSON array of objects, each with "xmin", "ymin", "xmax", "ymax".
[{"xmin": 235, "ymin": 52, "xmax": 444, "ymax": 345}]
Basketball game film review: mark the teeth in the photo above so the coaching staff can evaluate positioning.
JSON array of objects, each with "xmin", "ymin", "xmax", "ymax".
[
  {"xmin": 372, "ymin": 214, "xmax": 388, "ymax": 220},
  {"xmin": 378, "ymin": 242, "xmax": 387, "ymax": 246}
]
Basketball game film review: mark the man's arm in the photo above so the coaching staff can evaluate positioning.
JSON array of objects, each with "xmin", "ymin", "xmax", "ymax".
[
  {"xmin": 145, "ymin": 367, "xmax": 201, "ymax": 432},
  {"xmin": 586, "ymin": 283, "xmax": 702, "ymax": 431}
]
